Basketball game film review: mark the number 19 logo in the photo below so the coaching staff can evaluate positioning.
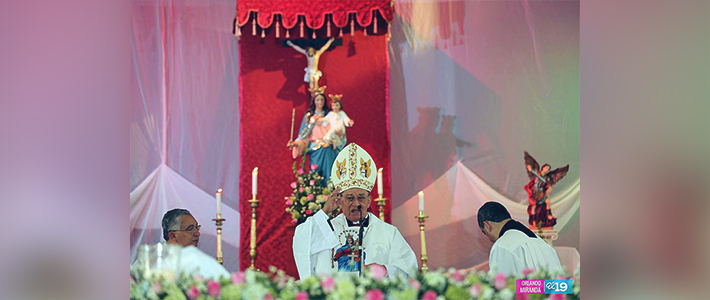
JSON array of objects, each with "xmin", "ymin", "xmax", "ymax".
[{"xmin": 544, "ymin": 279, "xmax": 573, "ymax": 294}]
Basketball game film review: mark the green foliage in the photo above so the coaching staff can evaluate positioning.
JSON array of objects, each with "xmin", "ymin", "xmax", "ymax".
[{"xmin": 286, "ymin": 156, "xmax": 335, "ymax": 224}]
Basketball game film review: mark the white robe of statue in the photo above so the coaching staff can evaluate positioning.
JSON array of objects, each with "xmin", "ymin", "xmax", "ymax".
[{"xmin": 293, "ymin": 210, "xmax": 418, "ymax": 279}]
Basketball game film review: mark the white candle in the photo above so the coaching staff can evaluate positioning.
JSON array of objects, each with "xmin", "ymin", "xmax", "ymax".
[
  {"xmin": 252, "ymin": 167, "xmax": 258, "ymax": 196},
  {"xmin": 418, "ymin": 191, "xmax": 424, "ymax": 212},
  {"xmin": 377, "ymin": 168, "xmax": 384, "ymax": 197},
  {"xmin": 216, "ymin": 189, "xmax": 222, "ymax": 215}
]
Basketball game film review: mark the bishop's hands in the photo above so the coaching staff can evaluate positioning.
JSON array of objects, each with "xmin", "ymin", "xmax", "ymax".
[
  {"xmin": 323, "ymin": 187, "xmax": 342, "ymax": 214},
  {"xmin": 365, "ymin": 263, "xmax": 388, "ymax": 277}
]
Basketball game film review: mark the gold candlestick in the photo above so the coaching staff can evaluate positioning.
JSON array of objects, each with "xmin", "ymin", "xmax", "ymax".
[
  {"xmin": 248, "ymin": 195, "xmax": 260, "ymax": 270},
  {"xmin": 212, "ymin": 214, "xmax": 225, "ymax": 264},
  {"xmin": 375, "ymin": 196, "xmax": 388, "ymax": 221},
  {"xmin": 289, "ymin": 108, "xmax": 295, "ymax": 142},
  {"xmin": 416, "ymin": 211, "xmax": 429, "ymax": 272}
]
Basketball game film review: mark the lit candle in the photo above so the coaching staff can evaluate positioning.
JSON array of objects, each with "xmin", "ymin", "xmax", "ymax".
[
  {"xmin": 377, "ymin": 168, "xmax": 384, "ymax": 197},
  {"xmin": 252, "ymin": 167, "xmax": 258, "ymax": 197},
  {"xmin": 418, "ymin": 191, "xmax": 424, "ymax": 212},
  {"xmin": 216, "ymin": 189, "xmax": 222, "ymax": 216}
]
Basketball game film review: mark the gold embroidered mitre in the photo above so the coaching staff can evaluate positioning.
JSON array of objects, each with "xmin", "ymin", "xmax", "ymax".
[{"xmin": 330, "ymin": 143, "xmax": 377, "ymax": 192}]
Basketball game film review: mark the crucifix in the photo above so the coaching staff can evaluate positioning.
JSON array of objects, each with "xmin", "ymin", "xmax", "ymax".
[
  {"xmin": 347, "ymin": 245, "xmax": 363, "ymax": 269},
  {"xmin": 285, "ymin": 37, "xmax": 336, "ymax": 90}
]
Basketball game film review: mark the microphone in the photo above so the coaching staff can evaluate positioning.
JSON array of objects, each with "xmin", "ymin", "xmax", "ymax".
[{"xmin": 356, "ymin": 204, "xmax": 365, "ymax": 277}]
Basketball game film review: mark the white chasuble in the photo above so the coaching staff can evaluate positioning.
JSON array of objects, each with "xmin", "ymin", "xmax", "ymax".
[{"xmin": 293, "ymin": 210, "xmax": 418, "ymax": 279}]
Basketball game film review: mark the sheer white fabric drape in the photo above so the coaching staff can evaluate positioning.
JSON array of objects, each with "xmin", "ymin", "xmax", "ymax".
[{"xmin": 130, "ymin": 0, "xmax": 241, "ymax": 272}]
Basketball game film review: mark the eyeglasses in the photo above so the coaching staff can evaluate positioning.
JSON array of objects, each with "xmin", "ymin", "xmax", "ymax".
[
  {"xmin": 341, "ymin": 195, "xmax": 370, "ymax": 205},
  {"xmin": 171, "ymin": 224, "xmax": 201, "ymax": 233}
]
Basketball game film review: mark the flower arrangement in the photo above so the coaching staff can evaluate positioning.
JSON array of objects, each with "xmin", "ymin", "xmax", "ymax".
[
  {"xmin": 130, "ymin": 266, "xmax": 580, "ymax": 300},
  {"xmin": 285, "ymin": 157, "xmax": 334, "ymax": 225}
]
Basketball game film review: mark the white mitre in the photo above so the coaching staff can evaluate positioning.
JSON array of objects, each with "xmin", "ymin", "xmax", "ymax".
[{"xmin": 330, "ymin": 143, "xmax": 377, "ymax": 192}]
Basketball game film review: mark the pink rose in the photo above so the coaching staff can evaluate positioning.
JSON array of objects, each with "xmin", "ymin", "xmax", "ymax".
[
  {"xmin": 449, "ymin": 270, "xmax": 465, "ymax": 282},
  {"xmin": 232, "ymin": 271, "xmax": 246, "ymax": 285},
  {"xmin": 309, "ymin": 180, "xmax": 315, "ymax": 186},
  {"xmin": 494, "ymin": 273, "xmax": 507, "ymax": 290},
  {"xmin": 548, "ymin": 294, "xmax": 566, "ymax": 300},
  {"xmin": 277, "ymin": 276, "xmax": 288, "ymax": 289},
  {"xmin": 324, "ymin": 195, "xmax": 329, "ymax": 200},
  {"xmin": 307, "ymin": 194, "xmax": 314, "ymax": 201},
  {"xmin": 422, "ymin": 290, "xmax": 438, "ymax": 300},
  {"xmin": 299, "ymin": 187, "xmax": 304, "ymax": 193},
  {"xmin": 522, "ymin": 268, "xmax": 535, "ymax": 277},
  {"xmin": 311, "ymin": 164, "xmax": 318, "ymax": 170},
  {"xmin": 186, "ymin": 285, "xmax": 199, "ymax": 300},
  {"xmin": 306, "ymin": 209, "xmax": 312, "ymax": 214},
  {"xmin": 207, "ymin": 280, "xmax": 220, "ymax": 298},
  {"xmin": 365, "ymin": 289, "xmax": 384, "ymax": 300},
  {"xmin": 285, "ymin": 199, "xmax": 293, "ymax": 206},
  {"xmin": 264, "ymin": 293, "xmax": 275, "ymax": 300},
  {"xmin": 369, "ymin": 264, "xmax": 387, "ymax": 280},
  {"xmin": 515, "ymin": 293, "xmax": 530, "ymax": 300},
  {"xmin": 409, "ymin": 278, "xmax": 421, "ymax": 290},
  {"xmin": 321, "ymin": 276, "xmax": 335, "ymax": 293},
  {"xmin": 291, "ymin": 182, "xmax": 297, "ymax": 189},
  {"xmin": 298, "ymin": 169, "xmax": 304, "ymax": 175},
  {"xmin": 151, "ymin": 281, "xmax": 162, "ymax": 294},
  {"xmin": 295, "ymin": 291, "xmax": 309, "ymax": 300},
  {"xmin": 291, "ymin": 219, "xmax": 298, "ymax": 224},
  {"xmin": 469, "ymin": 284, "xmax": 481, "ymax": 297}
]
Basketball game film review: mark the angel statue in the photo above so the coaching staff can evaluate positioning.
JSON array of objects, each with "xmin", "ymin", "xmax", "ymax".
[
  {"xmin": 286, "ymin": 38, "xmax": 335, "ymax": 90},
  {"xmin": 524, "ymin": 151, "xmax": 569, "ymax": 229}
]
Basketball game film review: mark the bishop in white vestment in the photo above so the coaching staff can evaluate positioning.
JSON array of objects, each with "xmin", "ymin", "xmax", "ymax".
[{"xmin": 293, "ymin": 143, "xmax": 418, "ymax": 279}]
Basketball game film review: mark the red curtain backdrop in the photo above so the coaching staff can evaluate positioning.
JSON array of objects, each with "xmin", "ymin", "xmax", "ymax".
[
  {"xmin": 238, "ymin": 31, "xmax": 390, "ymax": 277},
  {"xmin": 236, "ymin": 0, "xmax": 393, "ymax": 29}
]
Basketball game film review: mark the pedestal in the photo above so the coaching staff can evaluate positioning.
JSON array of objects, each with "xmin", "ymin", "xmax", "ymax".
[{"xmin": 535, "ymin": 229, "xmax": 559, "ymax": 246}]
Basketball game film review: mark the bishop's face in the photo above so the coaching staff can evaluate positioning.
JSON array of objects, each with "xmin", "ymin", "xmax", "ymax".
[{"xmin": 338, "ymin": 188, "xmax": 372, "ymax": 222}]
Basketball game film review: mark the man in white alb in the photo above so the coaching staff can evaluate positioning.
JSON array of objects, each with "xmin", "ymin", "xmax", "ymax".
[
  {"xmin": 478, "ymin": 201, "xmax": 563, "ymax": 277},
  {"xmin": 292, "ymin": 143, "xmax": 418, "ymax": 279},
  {"xmin": 131, "ymin": 208, "xmax": 230, "ymax": 280}
]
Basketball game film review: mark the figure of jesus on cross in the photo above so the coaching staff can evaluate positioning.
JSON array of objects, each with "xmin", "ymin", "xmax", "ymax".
[{"xmin": 286, "ymin": 37, "xmax": 335, "ymax": 90}]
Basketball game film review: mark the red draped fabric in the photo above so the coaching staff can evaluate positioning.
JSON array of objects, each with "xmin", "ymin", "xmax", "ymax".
[
  {"xmin": 238, "ymin": 31, "xmax": 390, "ymax": 276},
  {"xmin": 236, "ymin": 0, "xmax": 393, "ymax": 29}
]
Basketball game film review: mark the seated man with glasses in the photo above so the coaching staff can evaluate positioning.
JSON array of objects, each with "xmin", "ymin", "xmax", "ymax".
[
  {"xmin": 293, "ymin": 143, "xmax": 418, "ymax": 279},
  {"xmin": 163, "ymin": 208, "xmax": 202, "ymax": 247},
  {"xmin": 132, "ymin": 208, "xmax": 229, "ymax": 279}
]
